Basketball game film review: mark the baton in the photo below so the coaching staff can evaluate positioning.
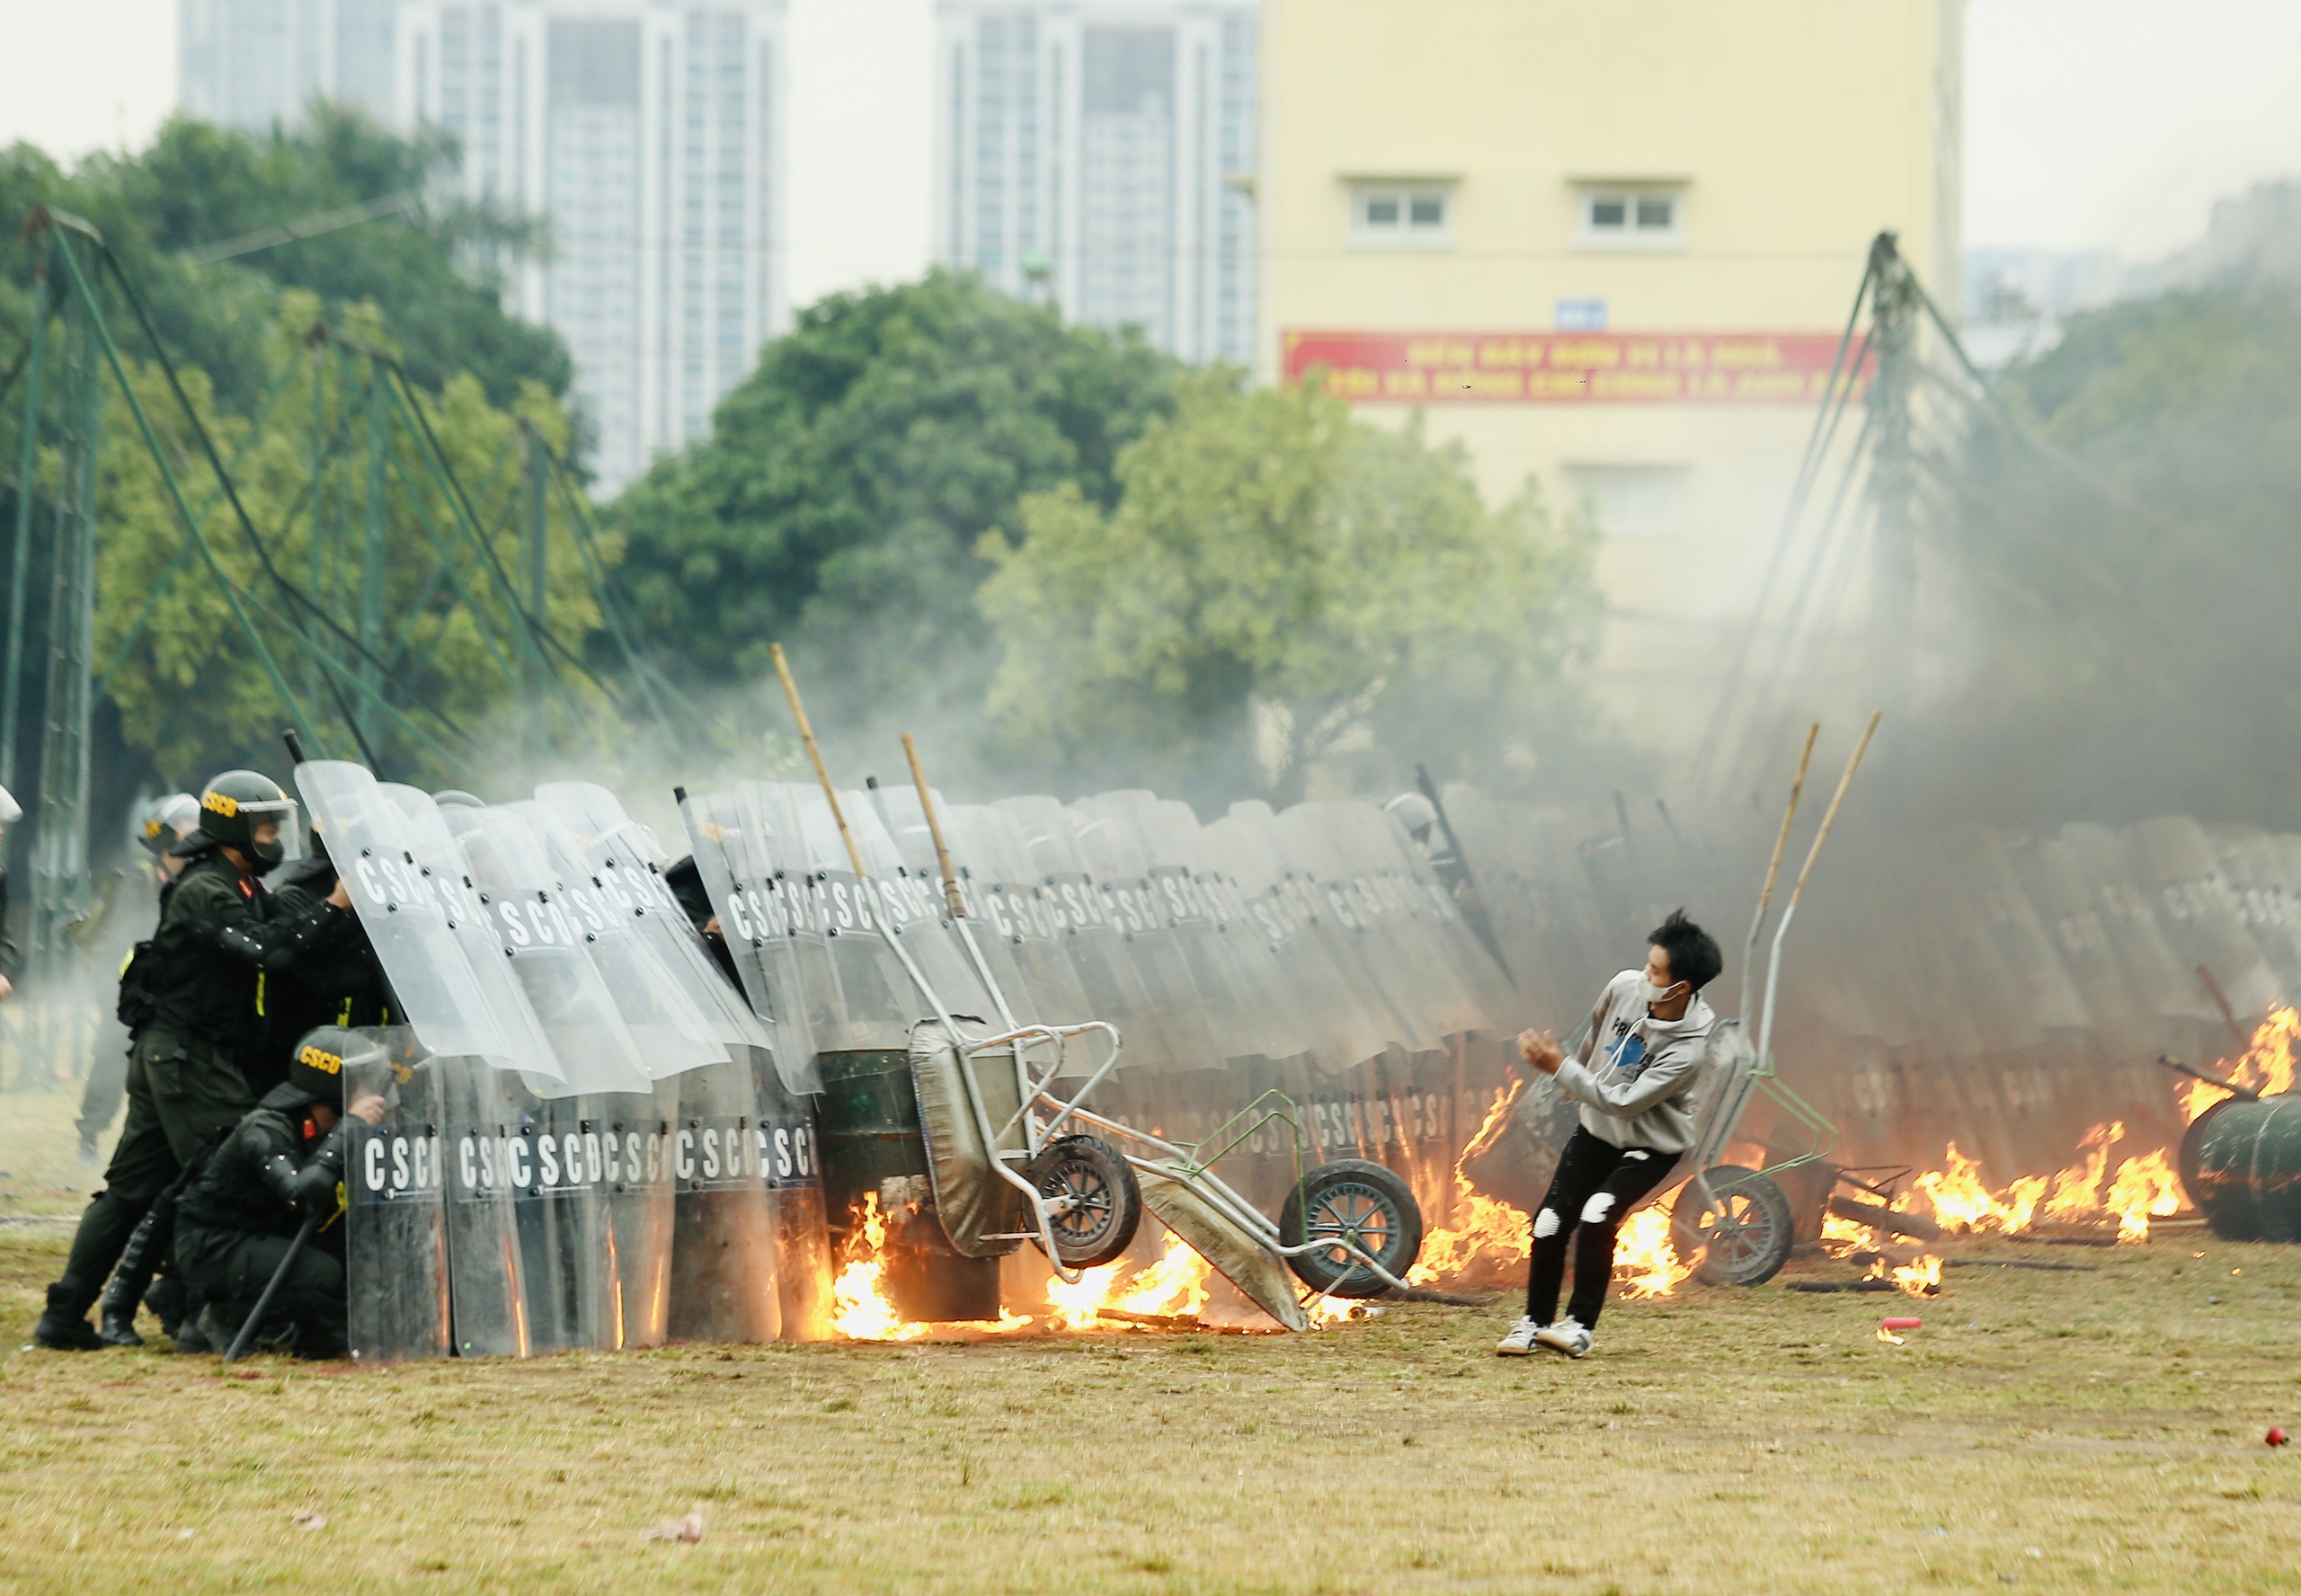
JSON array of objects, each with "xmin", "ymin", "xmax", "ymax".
[
  {"xmin": 223, "ymin": 1210, "xmax": 319, "ymax": 1362},
  {"xmin": 1413, "ymin": 762, "xmax": 1515, "ymax": 986}
]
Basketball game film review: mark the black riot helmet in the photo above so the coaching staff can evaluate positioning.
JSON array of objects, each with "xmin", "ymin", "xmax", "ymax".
[{"xmin": 195, "ymin": 770, "xmax": 301, "ymax": 866}]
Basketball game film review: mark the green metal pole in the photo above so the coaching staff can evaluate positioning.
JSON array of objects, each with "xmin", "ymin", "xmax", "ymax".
[
  {"xmin": 306, "ymin": 340, "xmax": 328, "ymax": 734},
  {"xmin": 2, "ymin": 266, "xmax": 49, "ymax": 793},
  {"xmin": 48, "ymin": 232, "xmax": 329, "ymax": 756},
  {"xmin": 360, "ymin": 354, "xmax": 388, "ymax": 757},
  {"xmin": 523, "ymin": 420, "xmax": 548, "ymax": 755}
]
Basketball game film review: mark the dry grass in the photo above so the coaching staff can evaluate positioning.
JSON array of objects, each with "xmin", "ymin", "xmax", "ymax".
[{"xmin": 3, "ymin": 1087, "xmax": 2299, "ymax": 1592}]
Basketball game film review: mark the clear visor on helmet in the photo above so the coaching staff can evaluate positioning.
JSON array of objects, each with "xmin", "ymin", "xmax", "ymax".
[{"xmin": 239, "ymin": 798, "xmax": 307, "ymax": 862}]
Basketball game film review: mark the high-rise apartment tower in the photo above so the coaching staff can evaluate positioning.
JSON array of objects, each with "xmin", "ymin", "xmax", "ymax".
[
  {"xmin": 179, "ymin": 0, "xmax": 399, "ymax": 131},
  {"xmin": 935, "ymin": 0, "xmax": 1257, "ymax": 366},
  {"xmin": 395, "ymin": 1, "xmax": 788, "ymax": 490}
]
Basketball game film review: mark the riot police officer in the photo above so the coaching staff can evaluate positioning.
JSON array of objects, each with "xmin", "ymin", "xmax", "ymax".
[
  {"xmin": 76, "ymin": 793, "xmax": 200, "ymax": 1163},
  {"xmin": 173, "ymin": 1030, "xmax": 386, "ymax": 1360},
  {"xmin": 34, "ymin": 771, "xmax": 360, "ymax": 1351},
  {"xmin": 256, "ymin": 822, "xmax": 393, "ymax": 1096}
]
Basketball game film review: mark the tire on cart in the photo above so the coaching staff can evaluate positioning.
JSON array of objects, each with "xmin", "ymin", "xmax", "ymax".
[
  {"xmin": 1026, "ymin": 1134, "xmax": 1142, "ymax": 1268},
  {"xmin": 1279, "ymin": 1159, "xmax": 1425, "ymax": 1299},
  {"xmin": 1669, "ymin": 1165, "xmax": 1794, "ymax": 1287}
]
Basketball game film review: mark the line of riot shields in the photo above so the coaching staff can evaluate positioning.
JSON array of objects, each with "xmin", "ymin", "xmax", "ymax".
[
  {"xmin": 316, "ymin": 740, "xmax": 2300, "ymax": 1350},
  {"xmin": 300, "ymin": 763, "xmax": 830, "ymax": 1362}
]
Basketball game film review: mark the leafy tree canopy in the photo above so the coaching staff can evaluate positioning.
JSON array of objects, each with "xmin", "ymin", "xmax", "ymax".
[
  {"xmin": 605, "ymin": 270, "xmax": 1177, "ymax": 716},
  {"xmin": 1, "ymin": 105, "xmax": 568, "ymax": 420},
  {"xmin": 976, "ymin": 374, "xmax": 1598, "ymax": 801}
]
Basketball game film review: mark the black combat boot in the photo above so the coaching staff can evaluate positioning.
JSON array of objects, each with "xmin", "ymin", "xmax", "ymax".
[{"xmin": 33, "ymin": 1285, "xmax": 104, "ymax": 1351}]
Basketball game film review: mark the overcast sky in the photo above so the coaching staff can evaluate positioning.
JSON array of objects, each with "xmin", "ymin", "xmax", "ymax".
[{"xmin": 2, "ymin": 0, "xmax": 2297, "ymax": 296}]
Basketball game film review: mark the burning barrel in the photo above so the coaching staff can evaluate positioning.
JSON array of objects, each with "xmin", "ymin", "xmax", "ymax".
[
  {"xmin": 813, "ymin": 1048, "xmax": 1001, "ymax": 1322},
  {"xmin": 2180, "ymin": 1095, "xmax": 2301, "ymax": 1241}
]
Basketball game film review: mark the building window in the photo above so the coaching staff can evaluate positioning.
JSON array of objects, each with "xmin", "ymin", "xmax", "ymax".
[
  {"xmin": 1351, "ymin": 184, "xmax": 1453, "ymax": 249},
  {"xmin": 1576, "ymin": 185, "xmax": 1684, "ymax": 251},
  {"xmin": 1567, "ymin": 464, "xmax": 1691, "ymax": 539}
]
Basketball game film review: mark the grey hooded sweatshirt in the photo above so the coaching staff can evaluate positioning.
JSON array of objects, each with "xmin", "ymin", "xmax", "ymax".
[{"xmin": 1551, "ymin": 968, "xmax": 1719, "ymax": 1155}]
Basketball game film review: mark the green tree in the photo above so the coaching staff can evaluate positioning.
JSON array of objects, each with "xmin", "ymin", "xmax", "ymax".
[
  {"xmin": 605, "ymin": 270, "xmax": 1177, "ymax": 716},
  {"xmin": 0, "ymin": 106, "xmax": 567, "ymax": 421},
  {"xmin": 976, "ymin": 374, "xmax": 1597, "ymax": 798}
]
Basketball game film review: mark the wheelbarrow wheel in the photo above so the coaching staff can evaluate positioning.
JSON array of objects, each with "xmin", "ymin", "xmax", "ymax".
[
  {"xmin": 1027, "ymin": 1135, "xmax": 1142, "ymax": 1268},
  {"xmin": 1280, "ymin": 1159, "xmax": 1425, "ymax": 1299},
  {"xmin": 1669, "ymin": 1166, "xmax": 1793, "ymax": 1287}
]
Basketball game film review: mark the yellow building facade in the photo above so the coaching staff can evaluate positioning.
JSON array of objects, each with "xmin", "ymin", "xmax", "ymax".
[{"xmin": 1257, "ymin": 0, "xmax": 1963, "ymax": 741}]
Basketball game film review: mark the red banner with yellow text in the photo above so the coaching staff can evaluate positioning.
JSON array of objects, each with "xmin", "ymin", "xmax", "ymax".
[{"xmin": 1282, "ymin": 330, "xmax": 1868, "ymax": 404}]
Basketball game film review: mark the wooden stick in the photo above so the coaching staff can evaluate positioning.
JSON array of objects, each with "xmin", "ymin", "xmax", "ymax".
[
  {"xmin": 902, "ymin": 732, "xmax": 966, "ymax": 919},
  {"xmin": 769, "ymin": 642, "xmax": 866, "ymax": 879},
  {"xmin": 1757, "ymin": 723, "xmax": 1820, "ymax": 922},
  {"xmin": 1787, "ymin": 710, "xmax": 1881, "ymax": 908}
]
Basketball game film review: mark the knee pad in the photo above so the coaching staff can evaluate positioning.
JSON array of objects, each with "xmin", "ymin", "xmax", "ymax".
[
  {"xmin": 1532, "ymin": 1207, "xmax": 1562, "ymax": 1239},
  {"xmin": 1580, "ymin": 1192, "xmax": 1618, "ymax": 1226}
]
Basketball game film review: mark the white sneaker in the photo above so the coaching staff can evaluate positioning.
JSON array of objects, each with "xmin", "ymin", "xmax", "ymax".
[
  {"xmin": 1494, "ymin": 1317, "xmax": 1544, "ymax": 1356},
  {"xmin": 1533, "ymin": 1317, "xmax": 1593, "ymax": 1359}
]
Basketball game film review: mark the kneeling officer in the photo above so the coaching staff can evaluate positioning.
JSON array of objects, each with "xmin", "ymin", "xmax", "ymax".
[{"xmin": 173, "ymin": 1033, "xmax": 386, "ymax": 1359}]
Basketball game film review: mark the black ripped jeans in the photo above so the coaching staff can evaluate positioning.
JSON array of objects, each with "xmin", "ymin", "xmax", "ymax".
[{"xmin": 1525, "ymin": 1126, "xmax": 1679, "ymax": 1331}]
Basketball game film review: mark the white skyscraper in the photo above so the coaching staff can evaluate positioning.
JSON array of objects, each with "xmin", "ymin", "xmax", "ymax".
[
  {"xmin": 935, "ymin": 0, "xmax": 1257, "ymax": 366},
  {"xmin": 179, "ymin": 0, "xmax": 400, "ymax": 131},
  {"xmin": 396, "ymin": 1, "xmax": 788, "ymax": 490}
]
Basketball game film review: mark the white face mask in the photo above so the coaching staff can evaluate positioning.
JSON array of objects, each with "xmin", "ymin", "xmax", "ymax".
[{"xmin": 1639, "ymin": 979, "xmax": 1683, "ymax": 1011}]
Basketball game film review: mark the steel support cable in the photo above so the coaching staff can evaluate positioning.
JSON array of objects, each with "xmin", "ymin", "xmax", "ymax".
[
  {"xmin": 91, "ymin": 239, "xmax": 463, "ymax": 748},
  {"xmin": 40, "ymin": 226, "xmax": 330, "ymax": 756},
  {"xmin": 223, "ymin": 575, "xmax": 476, "ymax": 771},
  {"xmin": 372, "ymin": 446, "xmax": 524, "ymax": 693},
  {"xmin": 1689, "ymin": 261, "xmax": 1879, "ymax": 790},
  {"xmin": 378, "ymin": 380, "xmax": 609, "ymax": 760},
  {"xmin": 1711, "ymin": 406, "xmax": 1881, "ymax": 793},
  {"xmin": 536, "ymin": 439, "xmax": 711, "ymax": 740},
  {"xmin": 98, "ymin": 359, "xmax": 339, "ymax": 687},
  {"xmin": 376, "ymin": 363, "xmax": 626, "ymax": 716}
]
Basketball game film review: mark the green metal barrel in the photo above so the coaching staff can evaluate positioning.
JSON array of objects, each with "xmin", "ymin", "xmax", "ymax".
[
  {"xmin": 2180, "ymin": 1095, "xmax": 2301, "ymax": 1242},
  {"xmin": 813, "ymin": 1049, "xmax": 999, "ymax": 1322}
]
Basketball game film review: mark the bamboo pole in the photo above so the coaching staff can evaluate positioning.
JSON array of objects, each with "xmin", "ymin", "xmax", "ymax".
[
  {"xmin": 769, "ymin": 643, "xmax": 866, "ymax": 879},
  {"xmin": 1738, "ymin": 722, "xmax": 1819, "ymax": 1024},
  {"xmin": 902, "ymin": 732, "xmax": 966, "ymax": 919}
]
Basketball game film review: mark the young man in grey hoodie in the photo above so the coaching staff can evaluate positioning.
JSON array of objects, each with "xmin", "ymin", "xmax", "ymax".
[{"xmin": 1497, "ymin": 909, "xmax": 1723, "ymax": 1359}]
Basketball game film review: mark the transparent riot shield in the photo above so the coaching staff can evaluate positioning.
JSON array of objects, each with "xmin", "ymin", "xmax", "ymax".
[
  {"xmin": 1071, "ymin": 795, "xmax": 1221, "ymax": 1071},
  {"xmin": 781, "ymin": 783, "xmax": 917, "ymax": 1051},
  {"xmin": 506, "ymin": 799, "xmax": 727, "ymax": 1080},
  {"xmin": 1220, "ymin": 801, "xmax": 1393, "ymax": 1072},
  {"xmin": 294, "ymin": 762, "xmax": 557, "ymax": 1085},
  {"xmin": 537, "ymin": 781, "xmax": 777, "ymax": 1057},
  {"xmin": 680, "ymin": 787, "xmax": 822, "ymax": 1095},
  {"xmin": 665, "ymin": 1047, "xmax": 782, "ymax": 1345},
  {"xmin": 341, "ymin": 1026, "xmax": 450, "ymax": 1364},
  {"xmin": 1311, "ymin": 800, "xmax": 1484, "ymax": 1043},
  {"xmin": 505, "ymin": 1080, "xmax": 618, "ymax": 1353},
  {"xmin": 2126, "ymin": 816, "xmax": 2281, "ymax": 1024},
  {"xmin": 1097, "ymin": 792, "xmax": 1256, "ymax": 1062},
  {"xmin": 749, "ymin": 1043, "xmax": 832, "ymax": 1340},
  {"xmin": 440, "ymin": 803, "xmax": 653, "ymax": 1097},
  {"xmin": 439, "ymin": 1051, "xmax": 529, "ymax": 1357},
  {"xmin": 995, "ymin": 794, "xmax": 1162, "ymax": 1055},
  {"xmin": 944, "ymin": 802, "xmax": 1096, "ymax": 1034},
  {"xmin": 1187, "ymin": 812, "xmax": 1310, "ymax": 1063},
  {"xmin": 745, "ymin": 782, "xmax": 848, "ymax": 1078},
  {"xmin": 1277, "ymin": 803, "xmax": 1438, "ymax": 1055},
  {"xmin": 603, "ymin": 1077, "xmax": 678, "ymax": 1349}
]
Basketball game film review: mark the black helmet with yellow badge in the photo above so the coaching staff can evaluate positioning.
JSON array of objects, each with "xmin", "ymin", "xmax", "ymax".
[
  {"xmin": 283, "ymin": 1025, "xmax": 393, "ymax": 1112},
  {"xmin": 189, "ymin": 769, "xmax": 301, "ymax": 866}
]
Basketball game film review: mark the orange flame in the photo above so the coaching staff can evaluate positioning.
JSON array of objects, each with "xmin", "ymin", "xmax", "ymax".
[
  {"xmin": 2105, "ymin": 1148, "xmax": 2181, "ymax": 1242},
  {"xmin": 1408, "ymin": 1082, "xmax": 1534, "ymax": 1288},
  {"xmin": 1045, "ymin": 1232, "xmax": 1218, "ymax": 1330},
  {"xmin": 1890, "ymin": 1255, "xmax": 1941, "ymax": 1297},
  {"xmin": 1612, "ymin": 1206, "xmax": 1693, "ymax": 1298},
  {"xmin": 831, "ymin": 1194, "xmax": 933, "ymax": 1342},
  {"xmin": 2184, "ymin": 1006, "xmax": 2301, "ymax": 1122}
]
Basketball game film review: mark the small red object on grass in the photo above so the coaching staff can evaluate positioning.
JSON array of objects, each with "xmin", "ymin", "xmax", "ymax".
[
  {"xmin": 2268, "ymin": 1427, "xmax": 2288, "ymax": 1448},
  {"xmin": 1880, "ymin": 1317, "xmax": 1923, "ymax": 1332}
]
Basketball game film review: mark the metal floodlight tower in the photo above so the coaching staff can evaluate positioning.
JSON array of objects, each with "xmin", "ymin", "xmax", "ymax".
[{"xmin": 1863, "ymin": 231, "xmax": 1922, "ymax": 722}]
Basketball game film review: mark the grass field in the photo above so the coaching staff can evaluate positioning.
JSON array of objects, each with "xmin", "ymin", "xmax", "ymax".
[{"xmin": 4, "ymin": 1085, "xmax": 2299, "ymax": 1594}]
